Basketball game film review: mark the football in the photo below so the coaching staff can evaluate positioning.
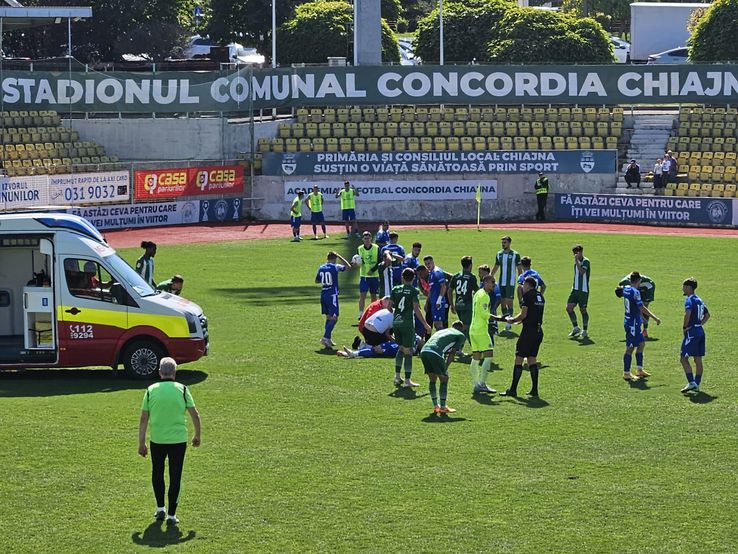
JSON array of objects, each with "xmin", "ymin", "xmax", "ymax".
[{"xmin": 351, "ymin": 254, "xmax": 362, "ymax": 265}]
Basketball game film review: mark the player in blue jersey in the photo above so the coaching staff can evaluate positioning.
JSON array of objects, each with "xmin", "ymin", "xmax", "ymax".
[
  {"xmin": 615, "ymin": 272, "xmax": 662, "ymax": 382},
  {"xmin": 379, "ymin": 231, "xmax": 406, "ymax": 295},
  {"xmin": 424, "ymin": 255, "xmax": 448, "ymax": 331},
  {"xmin": 375, "ymin": 220, "xmax": 391, "ymax": 248},
  {"xmin": 478, "ymin": 264, "xmax": 502, "ymax": 339},
  {"xmin": 315, "ymin": 251, "xmax": 354, "ymax": 350},
  {"xmin": 337, "ymin": 335, "xmax": 423, "ymax": 359},
  {"xmin": 516, "ymin": 256, "xmax": 546, "ymax": 302},
  {"xmin": 680, "ymin": 277, "xmax": 710, "ymax": 393}
]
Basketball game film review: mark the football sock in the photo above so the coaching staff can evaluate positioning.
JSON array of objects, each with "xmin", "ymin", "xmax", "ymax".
[
  {"xmin": 429, "ymin": 381, "xmax": 438, "ymax": 407},
  {"xmin": 568, "ymin": 311, "xmax": 578, "ymax": 327},
  {"xmin": 582, "ymin": 313, "xmax": 589, "ymax": 330},
  {"xmin": 635, "ymin": 352, "xmax": 644, "ymax": 369},
  {"xmin": 623, "ymin": 353, "xmax": 632, "ymax": 372},
  {"xmin": 312, "ymin": 224, "xmax": 318, "ymax": 235},
  {"xmin": 529, "ymin": 364, "xmax": 539, "ymax": 394},
  {"xmin": 643, "ymin": 318, "xmax": 649, "ymax": 330},
  {"xmin": 322, "ymin": 225, "xmax": 327, "ymax": 234},
  {"xmin": 394, "ymin": 351, "xmax": 403, "ymax": 374},
  {"xmin": 469, "ymin": 359, "xmax": 480, "ymax": 386},
  {"xmin": 510, "ymin": 364, "xmax": 523, "ymax": 393},
  {"xmin": 439, "ymin": 381, "xmax": 448, "ymax": 406},
  {"xmin": 695, "ymin": 372, "xmax": 702, "ymax": 385},
  {"xmin": 357, "ymin": 347, "xmax": 374, "ymax": 358},
  {"xmin": 685, "ymin": 371, "xmax": 694, "ymax": 383},
  {"xmin": 403, "ymin": 354, "xmax": 413, "ymax": 379},
  {"xmin": 324, "ymin": 319, "xmax": 336, "ymax": 339},
  {"xmin": 480, "ymin": 358, "xmax": 491, "ymax": 385}
]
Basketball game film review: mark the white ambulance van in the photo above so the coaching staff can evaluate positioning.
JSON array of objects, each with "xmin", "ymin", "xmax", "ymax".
[{"xmin": 0, "ymin": 213, "xmax": 208, "ymax": 378}]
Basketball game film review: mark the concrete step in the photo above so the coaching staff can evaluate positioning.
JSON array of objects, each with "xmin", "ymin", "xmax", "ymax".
[{"xmin": 615, "ymin": 186, "xmax": 656, "ymax": 195}]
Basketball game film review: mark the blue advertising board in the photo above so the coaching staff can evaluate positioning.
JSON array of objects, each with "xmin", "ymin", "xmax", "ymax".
[
  {"xmin": 199, "ymin": 197, "xmax": 242, "ymax": 223},
  {"xmin": 262, "ymin": 150, "xmax": 617, "ymax": 176},
  {"xmin": 555, "ymin": 193, "xmax": 733, "ymax": 226}
]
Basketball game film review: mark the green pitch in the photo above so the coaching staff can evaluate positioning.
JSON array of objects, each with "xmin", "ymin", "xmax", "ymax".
[{"xmin": 1, "ymin": 228, "xmax": 737, "ymax": 552}]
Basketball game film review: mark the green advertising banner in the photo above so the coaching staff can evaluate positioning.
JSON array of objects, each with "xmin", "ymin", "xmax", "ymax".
[{"xmin": 3, "ymin": 65, "xmax": 738, "ymax": 112}]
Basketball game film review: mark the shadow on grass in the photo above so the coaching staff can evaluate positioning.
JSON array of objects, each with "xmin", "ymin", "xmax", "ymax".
[
  {"xmin": 688, "ymin": 391, "xmax": 717, "ymax": 404},
  {"xmin": 0, "ymin": 369, "xmax": 208, "ymax": 398},
  {"xmin": 500, "ymin": 394, "xmax": 550, "ymax": 408},
  {"xmin": 131, "ymin": 520, "xmax": 196, "ymax": 547},
  {"xmin": 471, "ymin": 393, "xmax": 499, "ymax": 406},
  {"xmin": 388, "ymin": 387, "xmax": 428, "ymax": 400},
  {"xmin": 421, "ymin": 413, "xmax": 468, "ymax": 423},
  {"xmin": 314, "ymin": 349, "xmax": 337, "ymax": 356},
  {"xmin": 575, "ymin": 337, "xmax": 596, "ymax": 346}
]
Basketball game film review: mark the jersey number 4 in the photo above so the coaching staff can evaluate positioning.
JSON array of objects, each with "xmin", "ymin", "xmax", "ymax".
[{"xmin": 397, "ymin": 297, "xmax": 406, "ymax": 311}]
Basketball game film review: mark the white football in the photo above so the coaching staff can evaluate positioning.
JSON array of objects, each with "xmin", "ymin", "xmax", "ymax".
[{"xmin": 351, "ymin": 254, "xmax": 362, "ymax": 265}]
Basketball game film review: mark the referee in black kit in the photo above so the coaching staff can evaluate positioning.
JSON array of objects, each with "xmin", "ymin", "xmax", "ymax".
[{"xmin": 494, "ymin": 276, "xmax": 545, "ymax": 397}]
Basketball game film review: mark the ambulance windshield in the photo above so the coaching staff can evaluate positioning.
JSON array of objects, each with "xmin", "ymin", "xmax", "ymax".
[{"xmin": 104, "ymin": 254, "xmax": 157, "ymax": 297}]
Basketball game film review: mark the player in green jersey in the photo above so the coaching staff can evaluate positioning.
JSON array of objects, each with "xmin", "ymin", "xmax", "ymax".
[
  {"xmin": 618, "ymin": 273, "xmax": 656, "ymax": 337},
  {"xmin": 566, "ymin": 244, "xmax": 591, "ymax": 338},
  {"xmin": 391, "ymin": 268, "xmax": 432, "ymax": 388},
  {"xmin": 469, "ymin": 275, "xmax": 498, "ymax": 395},
  {"xmin": 289, "ymin": 189, "xmax": 305, "ymax": 242},
  {"xmin": 448, "ymin": 256, "xmax": 479, "ymax": 345},
  {"xmin": 358, "ymin": 231, "xmax": 381, "ymax": 318},
  {"xmin": 491, "ymin": 235, "xmax": 522, "ymax": 332},
  {"xmin": 305, "ymin": 184, "xmax": 328, "ymax": 240},
  {"xmin": 421, "ymin": 321, "xmax": 466, "ymax": 414},
  {"xmin": 335, "ymin": 180, "xmax": 360, "ymax": 237}
]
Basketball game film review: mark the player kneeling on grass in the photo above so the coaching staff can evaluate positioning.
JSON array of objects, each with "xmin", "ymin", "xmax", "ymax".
[
  {"xmin": 315, "ymin": 251, "xmax": 355, "ymax": 349},
  {"xmin": 391, "ymin": 268, "xmax": 432, "ymax": 388},
  {"xmin": 496, "ymin": 276, "xmax": 545, "ymax": 398},
  {"xmin": 615, "ymin": 272, "xmax": 662, "ymax": 382},
  {"xmin": 421, "ymin": 321, "xmax": 467, "ymax": 414},
  {"xmin": 469, "ymin": 275, "xmax": 497, "ymax": 395},
  {"xmin": 680, "ymin": 277, "xmax": 710, "ymax": 393}
]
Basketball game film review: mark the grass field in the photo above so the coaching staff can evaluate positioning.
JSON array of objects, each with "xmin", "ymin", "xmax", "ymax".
[{"xmin": 1, "ymin": 227, "xmax": 737, "ymax": 553}]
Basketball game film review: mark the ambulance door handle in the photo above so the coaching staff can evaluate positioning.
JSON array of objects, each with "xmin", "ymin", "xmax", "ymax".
[
  {"xmin": 65, "ymin": 307, "xmax": 81, "ymax": 315},
  {"xmin": 24, "ymin": 293, "xmax": 28, "ymax": 309}
]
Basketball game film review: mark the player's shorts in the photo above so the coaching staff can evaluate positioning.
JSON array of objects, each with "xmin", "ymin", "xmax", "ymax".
[
  {"xmin": 516, "ymin": 328, "xmax": 543, "ymax": 358},
  {"xmin": 499, "ymin": 285, "xmax": 516, "ymax": 300},
  {"xmin": 641, "ymin": 288, "xmax": 655, "ymax": 304},
  {"xmin": 421, "ymin": 350, "xmax": 447, "ymax": 376},
  {"xmin": 624, "ymin": 323, "xmax": 644, "ymax": 348},
  {"xmin": 310, "ymin": 211, "xmax": 325, "ymax": 223},
  {"xmin": 470, "ymin": 326, "xmax": 493, "ymax": 352},
  {"xmin": 342, "ymin": 208, "xmax": 356, "ymax": 221},
  {"xmin": 394, "ymin": 322, "xmax": 416, "ymax": 348},
  {"xmin": 431, "ymin": 298, "xmax": 447, "ymax": 322},
  {"xmin": 567, "ymin": 290, "xmax": 589, "ymax": 308},
  {"xmin": 681, "ymin": 328, "xmax": 706, "ymax": 358},
  {"xmin": 320, "ymin": 293, "xmax": 338, "ymax": 317},
  {"xmin": 456, "ymin": 306, "xmax": 472, "ymax": 327},
  {"xmin": 362, "ymin": 327, "xmax": 386, "ymax": 346},
  {"xmin": 290, "ymin": 216, "xmax": 301, "ymax": 228},
  {"xmin": 359, "ymin": 276, "xmax": 379, "ymax": 294}
]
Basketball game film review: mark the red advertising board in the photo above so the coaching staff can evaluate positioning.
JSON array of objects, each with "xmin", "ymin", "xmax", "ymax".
[{"xmin": 134, "ymin": 165, "xmax": 244, "ymax": 199}]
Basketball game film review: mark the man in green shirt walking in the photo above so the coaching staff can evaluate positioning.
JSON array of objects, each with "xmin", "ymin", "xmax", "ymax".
[
  {"xmin": 491, "ymin": 235, "xmax": 522, "ymax": 332},
  {"xmin": 566, "ymin": 244, "xmax": 591, "ymax": 338},
  {"xmin": 290, "ymin": 189, "xmax": 305, "ymax": 242},
  {"xmin": 138, "ymin": 358, "xmax": 201, "ymax": 525},
  {"xmin": 421, "ymin": 321, "xmax": 467, "ymax": 414}
]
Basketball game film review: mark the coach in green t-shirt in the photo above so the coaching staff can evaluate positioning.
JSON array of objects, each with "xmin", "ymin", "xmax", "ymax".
[{"xmin": 138, "ymin": 357, "xmax": 201, "ymax": 525}]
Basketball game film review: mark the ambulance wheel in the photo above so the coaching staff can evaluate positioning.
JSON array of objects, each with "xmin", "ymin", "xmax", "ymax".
[{"xmin": 122, "ymin": 340, "xmax": 165, "ymax": 379}]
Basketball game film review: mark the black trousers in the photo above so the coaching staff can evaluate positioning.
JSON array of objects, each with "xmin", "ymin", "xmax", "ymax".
[
  {"xmin": 150, "ymin": 441, "xmax": 187, "ymax": 515},
  {"xmin": 536, "ymin": 193, "xmax": 548, "ymax": 220}
]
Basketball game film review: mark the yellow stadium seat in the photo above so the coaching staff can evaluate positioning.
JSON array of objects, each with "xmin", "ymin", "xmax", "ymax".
[
  {"xmin": 513, "ymin": 137, "xmax": 526, "ymax": 150},
  {"xmin": 501, "ymin": 137, "xmax": 513, "ymax": 150},
  {"xmin": 350, "ymin": 108, "xmax": 363, "ymax": 123},
  {"xmin": 688, "ymin": 183, "xmax": 701, "ymax": 197},
  {"xmin": 557, "ymin": 122, "xmax": 570, "ymax": 137},
  {"xmin": 558, "ymin": 107, "xmax": 571, "ymax": 122},
  {"xmin": 399, "ymin": 122, "xmax": 412, "ymax": 137},
  {"xmin": 376, "ymin": 108, "xmax": 389, "ymax": 122},
  {"xmin": 312, "ymin": 138, "xmax": 325, "ymax": 151},
  {"xmin": 393, "ymin": 137, "xmax": 406, "ymax": 151},
  {"xmin": 305, "ymin": 123, "xmax": 318, "ymax": 138},
  {"xmin": 579, "ymin": 137, "xmax": 592, "ymax": 149},
  {"xmin": 553, "ymin": 136, "xmax": 565, "ymax": 150},
  {"xmin": 345, "ymin": 123, "xmax": 358, "ymax": 138},
  {"xmin": 426, "ymin": 122, "xmax": 439, "ymax": 137},
  {"xmin": 326, "ymin": 138, "xmax": 338, "ymax": 152},
  {"xmin": 492, "ymin": 122, "xmax": 505, "ymax": 137},
  {"xmin": 724, "ymin": 184, "xmax": 737, "ymax": 197},
  {"xmin": 412, "ymin": 122, "xmax": 425, "ymax": 136},
  {"xmin": 415, "ymin": 107, "xmax": 429, "ymax": 122},
  {"xmin": 473, "ymin": 137, "xmax": 487, "ymax": 151},
  {"xmin": 465, "ymin": 121, "xmax": 479, "ymax": 136},
  {"xmin": 366, "ymin": 137, "xmax": 379, "ymax": 152},
  {"xmin": 323, "ymin": 108, "xmax": 336, "ymax": 123},
  {"xmin": 481, "ymin": 108, "xmax": 495, "ymax": 122},
  {"xmin": 507, "ymin": 108, "xmax": 520, "ymax": 122},
  {"xmin": 336, "ymin": 108, "xmax": 349, "ymax": 123},
  {"xmin": 402, "ymin": 107, "xmax": 415, "ymax": 121},
  {"xmin": 447, "ymin": 137, "xmax": 460, "ymax": 151},
  {"xmin": 433, "ymin": 137, "xmax": 447, "ymax": 150},
  {"xmin": 386, "ymin": 122, "xmax": 399, "ymax": 137},
  {"xmin": 361, "ymin": 108, "xmax": 376, "ymax": 122},
  {"xmin": 533, "ymin": 107, "xmax": 546, "ymax": 122},
  {"xmin": 439, "ymin": 122, "xmax": 452, "ymax": 137},
  {"xmin": 327, "ymin": 123, "xmax": 342, "ymax": 138},
  {"xmin": 518, "ymin": 122, "xmax": 531, "ymax": 137},
  {"xmin": 597, "ymin": 107, "xmax": 610, "ymax": 123},
  {"xmin": 359, "ymin": 122, "xmax": 372, "ymax": 138},
  {"xmin": 582, "ymin": 121, "xmax": 595, "ymax": 137},
  {"xmin": 605, "ymin": 137, "xmax": 618, "ymax": 150},
  {"xmin": 442, "ymin": 109, "xmax": 455, "ymax": 122},
  {"xmin": 571, "ymin": 107, "xmax": 584, "ymax": 122},
  {"xmin": 526, "ymin": 137, "xmax": 539, "ymax": 149},
  {"xmin": 270, "ymin": 138, "xmax": 284, "ymax": 153},
  {"xmin": 339, "ymin": 138, "xmax": 352, "ymax": 152},
  {"xmin": 479, "ymin": 121, "xmax": 491, "ymax": 136},
  {"xmin": 566, "ymin": 137, "xmax": 578, "ymax": 149},
  {"xmin": 469, "ymin": 108, "xmax": 481, "ymax": 122},
  {"xmin": 407, "ymin": 137, "xmax": 420, "ymax": 151},
  {"xmin": 298, "ymin": 138, "xmax": 312, "ymax": 152},
  {"xmin": 487, "ymin": 137, "xmax": 500, "ymax": 150},
  {"xmin": 420, "ymin": 137, "xmax": 433, "ymax": 151},
  {"xmin": 295, "ymin": 107, "xmax": 309, "ymax": 122},
  {"xmin": 461, "ymin": 137, "xmax": 473, "ymax": 151},
  {"xmin": 712, "ymin": 184, "xmax": 725, "ymax": 197},
  {"xmin": 452, "ymin": 122, "xmax": 465, "ymax": 137},
  {"xmin": 285, "ymin": 138, "xmax": 297, "ymax": 152},
  {"xmin": 429, "ymin": 107, "xmax": 442, "ymax": 122},
  {"xmin": 539, "ymin": 136, "xmax": 552, "ymax": 150},
  {"xmin": 531, "ymin": 122, "xmax": 544, "ymax": 137},
  {"xmin": 454, "ymin": 107, "xmax": 469, "ymax": 121},
  {"xmin": 520, "ymin": 107, "xmax": 533, "ymax": 122},
  {"xmin": 318, "ymin": 123, "xmax": 332, "ymax": 138},
  {"xmin": 353, "ymin": 137, "xmax": 366, "ymax": 152},
  {"xmin": 584, "ymin": 107, "xmax": 597, "ymax": 122},
  {"xmin": 504, "ymin": 122, "xmax": 517, "ymax": 136}
]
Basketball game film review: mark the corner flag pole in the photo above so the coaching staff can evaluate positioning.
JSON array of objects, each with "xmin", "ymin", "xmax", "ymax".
[{"xmin": 475, "ymin": 184, "xmax": 481, "ymax": 231}]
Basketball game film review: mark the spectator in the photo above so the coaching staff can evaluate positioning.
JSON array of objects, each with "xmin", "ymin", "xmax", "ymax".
[
  {"xmin": 534, "ymin": 171, "xmax": 549, "ymax": 221},
  {"xmin": 653, "ymin": 158, "xmax": 663, "ymax": 191},
  {"xmin": 667, "ymin": 151, "xmax": 678, "ymax": 184},
  {"xmin": 661, "ymin": 155, "xmax": 672, "ymax": 185},
  {"xmin": 624, "ymin": 160, "xmax": 641, "ymax": 189}
]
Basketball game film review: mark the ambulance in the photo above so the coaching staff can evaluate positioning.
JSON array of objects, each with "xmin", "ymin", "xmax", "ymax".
[{"xmin": 0, "ymin": 213, "xmax": 208, "ymax": 378}]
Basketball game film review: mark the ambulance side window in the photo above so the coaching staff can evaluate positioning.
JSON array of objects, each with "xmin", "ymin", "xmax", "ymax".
[{"xmin": 64, "ymin": 258, "xmax": 120, "ymax": 304}]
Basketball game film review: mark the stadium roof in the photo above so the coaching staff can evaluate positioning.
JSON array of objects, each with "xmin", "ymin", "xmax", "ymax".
[{"xmin": 0, "ymin": 1, "xmax": 92, "ymax": 31}]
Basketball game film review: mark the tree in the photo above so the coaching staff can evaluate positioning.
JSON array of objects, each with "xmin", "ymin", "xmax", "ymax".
[
  {"xmin": 686, "ymin": 6, "xmax": 708, "ymax": 33},
  {"xmin": 115, "ymin": 21, "xmax": 190, "ymax": 62},
  {"xmin": 279, "ymin": 1, "xmax": 400, "ymax": 65},
  {"xmin": 382, "ymin": 0, "xmax": 403, "ymax": 24},
  {"xmin": 208, "ymin": 0, "xmax": 302, "ymax": 56},
  {"xmin": 487, "ymin": 8, "xmax": 613, "ymax": 63},
  {"xmin": 689, "ymin": 0, "xmax": 738, "ymax": 61},
  {"xmin": 415, "ymin": 0, "xmax": 512, "ymax": 63}
]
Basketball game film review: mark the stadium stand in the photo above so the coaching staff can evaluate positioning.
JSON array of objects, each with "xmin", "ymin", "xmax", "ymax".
[
  {"xmin": 0, "ymin": 110, "xmax": 119, "ymax": 177},
  {"xmin": 656, "ymin": 106, "xmax": 738, "ymax": 198}
]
